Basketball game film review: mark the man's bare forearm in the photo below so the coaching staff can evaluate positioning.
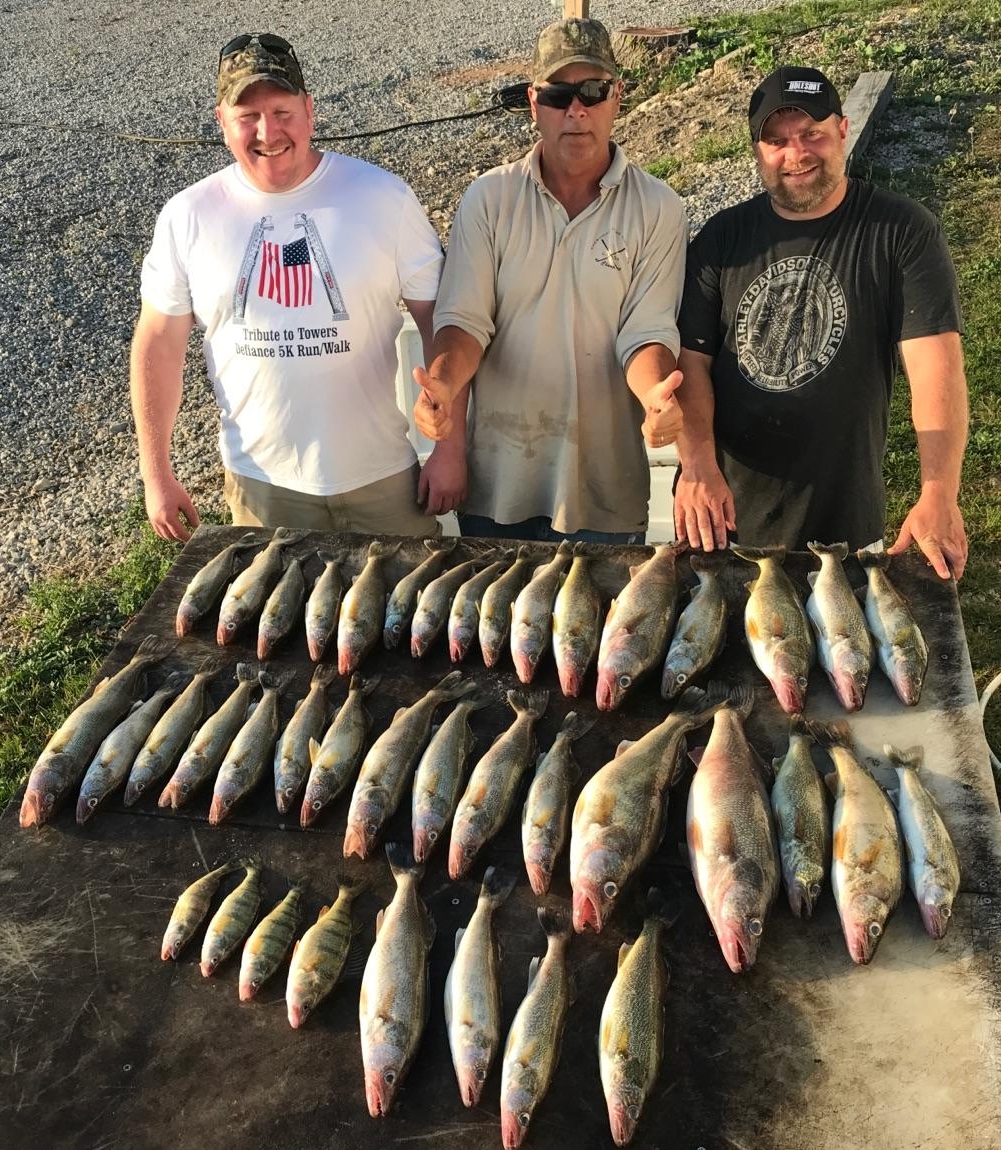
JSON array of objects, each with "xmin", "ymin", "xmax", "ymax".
[
  {"xmin": 675, "ymin": 348, "xmax": 719, "ymax": 469},
  {"xmin": 426, "ymin": 325, "xmax": 484, "ymax": 404},
  {"xmin": 129, "ymin": 304, "xmax": 193, "ymax": 482}
]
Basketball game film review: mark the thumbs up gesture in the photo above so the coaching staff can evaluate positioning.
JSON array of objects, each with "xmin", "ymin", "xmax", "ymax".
[{"xmin": 640, "ymin": 370, "xmax": 684, "ymax": 449}]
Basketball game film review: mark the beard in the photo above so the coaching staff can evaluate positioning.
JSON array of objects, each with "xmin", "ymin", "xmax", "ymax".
[{"xmin": 759, "ymin": 152, "xmax": 846, "ymax": 214}]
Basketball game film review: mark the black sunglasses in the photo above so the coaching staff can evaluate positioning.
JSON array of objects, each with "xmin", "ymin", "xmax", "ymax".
[
  {"xmin": 534, "ymin": 79, "xmax": 615, "ymax": 109},
  {"xmin": 219, "ymin": 33, "xmax": 299, "ymax": 68}
]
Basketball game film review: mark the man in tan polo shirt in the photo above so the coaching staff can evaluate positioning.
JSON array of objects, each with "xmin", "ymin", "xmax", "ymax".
[{"xmin": 413, "ymin": 17, "xmax": 687, "ymax": 544}]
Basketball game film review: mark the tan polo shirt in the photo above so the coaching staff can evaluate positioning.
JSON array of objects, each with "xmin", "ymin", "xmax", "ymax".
[{"xmin": 434, "ymin": 142, "xmax": 688, "ymax": 534}]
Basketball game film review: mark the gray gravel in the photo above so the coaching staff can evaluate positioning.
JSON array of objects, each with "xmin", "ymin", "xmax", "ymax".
[{"xmin": 0, "ymin": 0, "xmax": 785, "ymax": 632}]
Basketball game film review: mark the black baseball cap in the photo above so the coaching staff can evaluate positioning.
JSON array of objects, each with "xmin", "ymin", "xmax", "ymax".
[{"xmin": 748, "ymin": 66, "xmax": 843, "ymax": 141}]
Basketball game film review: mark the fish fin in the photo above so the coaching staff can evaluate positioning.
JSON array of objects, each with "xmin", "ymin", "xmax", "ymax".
[
  {"xmin": 617, "ymin": 941, "xmax": 633, "ymax": 969},
  {"xmin": 350, "ymin": 673, "xmax": 381, "ymax": 697},
  {"xmin": 560, "ymin": 710, "xmax": 596, "ymax": 742},
  {"xmin": 614, "ymin": 739, "xmax": 634, "ymax": 758},
  {"xmin": 806, "ymin": 571, "xmax": 818, "ymax": 589},
  {"xmin": 824, "ymin": 771, "xmax": 840, "ymax": 798},
  {"xmin": 527, "ymin": 956, "xmax": 541, "ymax": 988},
  {"xmin": 308, "ymin": 737, "xmax": 322, "ymax": 766},
  {"xmin": 392, "ymin": 706, "xmax": 408, "ymax": 723},
  {"xmin": 375, "ymin": 908, "xmax": 385, "ymax": 935},
  {"xmin": 689, "ymin": 745, "xmax": 706, "ymax": 767},
  {"xmin": 454, "ymin": 927, "xmax": 465, "ymax": 953}
]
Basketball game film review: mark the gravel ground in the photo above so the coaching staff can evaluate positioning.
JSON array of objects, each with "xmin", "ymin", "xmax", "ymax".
[{"xmin": 0, "ymin": 0, "xmax": 803, "ymax": 638}]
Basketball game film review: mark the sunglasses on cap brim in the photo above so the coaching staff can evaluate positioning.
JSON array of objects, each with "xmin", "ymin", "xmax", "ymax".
[
  {"xmin": 533, "ymin": 79, "xmax": 615, "ymax": 109},
  {"xmin": 218, "ymin": 32, "xmax": 299, "ymax": 68}
]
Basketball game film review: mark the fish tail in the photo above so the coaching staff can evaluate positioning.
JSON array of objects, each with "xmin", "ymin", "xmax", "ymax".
[
  {"xmin": 259, "ymin": 666, "xmax": 296, "ymax": 695},
  {"xmin": 482, "ymin": 865, "xmax": 519, "ymax": 905},
  {"xmin": 724, "ymin": 680, "xmax": 755, "ymax": 719},
  {"xmin": 235, "ymin": 662, "xmax": 259, "ymax": 685},
  {"xmin": 385, "ymin": 841, "xmax": 424, "ymax": 882},
  {"xmin": 559, "ymin": 710, "xmax": 596, "ymax": 742},
  {"xmin": 160, "ymin": 670, "xmax": 191, "ymax": 694},
  {"xmin": 571, "ymin": 540, "xmax": 590, "ymax": 558},
  {"xmin": 688, "ymin": 550, "xmax": 730, "ymax": 574},
  {"xmin": 789, "ymin": 712, "xmax": 812, "ymax": 739},
  {"xmin": 235, "ymin": 531, "xmax": 259, "ymax": 549},
  {"xmin": 807, "ymin": 540, "xmax": 849, "ymax": 560},
  {"xmin": 135, "ymin": 635, "xmax": 174, "ymax": 660},
  {"xmin": 731, "ymin": 544, "xmax": 786, "ymax": 564},
  {"xmin": 334, "ymin": 871, "xmax": 370, "ymax": 902},
  {"xmin": 507, "ymin": 688, "xmax": 550, "ymax": 719},
  {"xmin": 645, "ymin": 886, "xmax": 673, "ymax": 926},
  {"xmin": 310, "ymin": 663, "xmax": 338, "ymax": 689},
  {"xmin": 366, "ymin": 539, "xmax": 402, "ymax": 560},
  {"xmin": 555, "ymin": 539, "xmax": 575, "ymax": 558},
  {"xmin": 194, "ymin": 654, "xmax": 229, "ymax": 678},
  {"xmin": 537, "ymin": 902, "xmax": 573, "ymax": 940},
  {"xmin": 806, "ymin": 718, "xmax": 854, "ymax": 751},
  {"xmin": 349, "ymin": 673, "xmax": 381, "ymax": 697},
  {"xmin": 272, "ymin": 527, "xmax": 310, "ymax": 548},
  {"xmin": 856, "ymin": 549, "xmax": 891, "ymax": 570},
  {"xmin": 883, "ymin": 743, "xmax": 924, "ymax": 771},
  {"xmin": 316, "ymin": 548, "xmax": 341, "ymax": 566}
]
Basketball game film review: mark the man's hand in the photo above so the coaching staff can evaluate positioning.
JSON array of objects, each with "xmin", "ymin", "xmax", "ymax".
[
  {"xmin": 887, "ymin": 486, "xmax": 967, "ymax": 580},
  {"xmin": 144, "ymin": 474, "xmax": 200, "ymax": 543},
  {"xmin": 418, "ymin": 441, "xmax": 468, "ymax": 516},
  {"xmin": 673, "ymin": 462, "xmax": 736, "ymax": 551},
  {"xmin": 413, "ymin": 366, "xmax": 454, "ymax": 440},
  {"xmin": 640, "ymin": 370, "xmax": 684, "ymax": 449}
]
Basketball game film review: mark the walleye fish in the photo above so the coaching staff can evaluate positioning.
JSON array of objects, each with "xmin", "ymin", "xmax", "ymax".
[
  {"xmin": 300, "ymin": 674, "xmax": 379, "ymax": 828},
  {"xmin": 76, "ymin": 671, "xmax": 188, "ymax": 824},
  {"xmin": 552, "ymin": 542, "xmax": 603, "ymax": 697},
  {"xmin": 286, "ymin": 875, "xmax": 366, "ymax": 1028},
  {"xmin": 209, "ymin": 666, "xmax": 295, "ymax": 825},
  {"xmin": 239, "ymin": 881, "xmax": 305, "ymax": 1001},
  {"xmin": 176, "ymin": 532, "xmax": 258, "ymax": 637},
  {"xmin": 344, "ymin": 670, "xmax": 478, "ymax": 859},
  {"xmin": 731, "ymin": 545, "xmax": 814, "ymax": 715},
  {"xmin": 257, "ymin": 555, "xmax": 306, "ymax": 660},
  {"xmin": 305, "ymin": 551, "xmax": 346, "ymax": 663},
  {"xmin": 805, "ymin": 541, "xmax": 873, "ymax": 712},
  {"xmin": 359, "ymin": 842, "xmax": 436, "ymax": 1117},
  {"xmin": 510, "ymin": 540, "xmax": 573, "ymax": 683},
  {"xmin": 596, "ymin": 544, "xmax": 682, "ymax": 712},
  {"xmin": 444, "ymin": 866, "xmax": 518, "ymax": 1107},
  {"xmin": 411, "ymin": 558, "xmax": 481, "ymax": 658},
  {"xmin": 479, "ymin": 545, "xmax": 534, "ymax": 668},
  {"xmin": 686, "ymin": 683, "xmax": 780, "ymax": 973},
  {"xmin": 161, "ymin": 858, "xmax": 246, "ymax": 961},
  {"xmin": 384, "ymin": 538, "xmax": 458, "ymax": 649},
  {"xmin": 411, "ymin": 692, "xmax": 490, "ymax": 863},
  {"xmin": 812, "ymin": 720, "xmax": 903, "ymax": 964},
  {"xmin": 157, "ymin": 663, "xmax": 260, "ymax": 810},
  {"xmin": 449, "ymin": 689, "xmax": 549, "ymax": 880},
  {"xmin": 20, "ymin": 635, "xmax": 171, "ymax": 828},
  {"xmin": 570, "ymin": 685, "xmax": 728, "ymax": 933},
  {"xmin": 124, "ymin": 654, "xmax": 227, "ymax": 806},
  {"xmin": 885, "ymin": 743, "xmax": 961, "ymax": 939},
  {"xmin": 770, "ymin": 714, "xmax": 830, "ymax": 918},
  {"xmin": 522, "ymin": 711, "xmax": 595, "ymax": 895},
  {"xmin": 661, "ymin": 551, "xmax": 728, "ymax": 699},
  {"xmin": 857, "ymin": 551, "xmax": 929, "ymax": 706},
  {"xmin": 200, "ymin": 859, "xmax": 264, "ymax": 976},
  {"xmin": 499, "ymin": 904, "xmax": 573, "ymax": 1150},
  {"xmin": 599, "ymin": 888, "xmax": 672, "ymax": 1148},
  {"xmin": 338, "ymin": 541, "xmax": 400, "ymax": 675},
  {"xmin": 274, "ymin": 663, "xmax": 337, "ymax": 815},
  {"xmin": 448, "ymin": 553, "xmax": 513, "ymax": 663},
  {"xmin": 216, "ymin": 526, "xmax": 307, "ymax": 646}
]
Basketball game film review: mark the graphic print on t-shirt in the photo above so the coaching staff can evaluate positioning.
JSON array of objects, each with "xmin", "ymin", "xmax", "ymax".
[
  {"xmin": 735, "ymin": 256, "xmax": 846, "ymax": 391},
  {"xmin": 232, "ymin": 213, "xmax": 350, "ymax": 323}
]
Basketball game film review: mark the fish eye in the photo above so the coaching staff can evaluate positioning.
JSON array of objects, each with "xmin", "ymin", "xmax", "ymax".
[
  {"xmin": 392, "ymin": 622, "xmax": 402, "ymax": 634},
  {"xmin": 45, "ymin": 791, "xmax": 56, "ymax": 804},
  {"xmin": 181, "ymin": 783, "xmax": 191, "ymax": 794},
  {"xmin": 748, "ymin": 918, "xmax": 763, "ymax": 937},
  {"xmin": 618, "ymin": 674, "xmax": 632, "ymax": 689},
  {"xmin": 809, "ymin": 883, "xmax": 822, "ymax": 898},
  {"xmin": 366, "ymin": 823, "xmax": 378, "ymax": 835},
  {"xmin": 312, "ymin": 799, "xmax": 322, "ymax": 811},
  {"xmin": 529, "ymin": 652, "xmax": 538, "ymax": 664},
  {"xmin": 868, "ymin": 921, "xmax": 882, "ymax": 938},
  {"xmin": 384, "ymin": 1070, "xmax": 397, "ymax": 1085},
  {"xmin": 627, "ymin": 1104, "xmax": 641, "ymax": 1121},
  {"xmin": 603, "ymin": 881, "xmax": 618, "ymax": 899},
  {"xmin": 475, "ymin": 1068, "xmax": 487, "ymax": 1082},
  {"xmin": 428, "ymin": 830, "xmax": 438, "ymax": 842},
  {"xmin": 226, "ymin": 621, "xmax": 237, "ymax": 632},
  {"xmin": 465, "ymin": 846, "xmax": 477, "ymax": 859},
  {"xmin": 87, "ymin": 797, "xmax": 98, "ymax": 809},
  {"xmin": 941, "ymin": 905, "xmax": 952, "ymax": 919},
  {"xmin": 518, "ymin": 1113, "xmax": 530, "ymax": 1128},
  {"xmin": 797, "ymin": 675, "xmax": 808, "ymax": 688},
  {"xmin": 251, "ymin": 979, "xmax": 261, "ymax": 991},
  {"xmin": 676, "ymin": 672, "xmax": 687, "ymax": 685},
  {"xmin": 135, "ymin": 781, "xmax": 146, "ymax": 793}
]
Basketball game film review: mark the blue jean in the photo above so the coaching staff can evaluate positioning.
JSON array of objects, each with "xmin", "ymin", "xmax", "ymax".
[{"xmin": 457, "ymin": 512, "xmax": 644, "ymax": 547}]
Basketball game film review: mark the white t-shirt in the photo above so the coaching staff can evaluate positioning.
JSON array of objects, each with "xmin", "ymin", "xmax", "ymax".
[{"xmin": 141, "ymin": 151, "xmax": 443, "ymax": 495}]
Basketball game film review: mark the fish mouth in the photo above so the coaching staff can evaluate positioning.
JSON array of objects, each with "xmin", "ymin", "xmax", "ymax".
[
  {"xmin": 892, "ymin": 667, "xmax": 924, "ymax": 706},
  {"xmin": 608, "ymin": 1103, "xmax": 638, "ymax": 1147},
  {"xmin": 512, "ymin": 652, "xmax": 537, "ymax": 684},
  {"xmin": 717, "ymin": 921, "xmax": 762, "ymax": 973},
  {"xmin": 788, "ymin": 879, "xmax": 816, "ymax": 919},
  {"xmin": 337, "ymin": 650, "xmax": 358, "ymax": 676},
  {"xmin": 175, "ymin": 608, "xmax": 195, "ymax": 638},
  {"xmin": 307, "ymin": 634, "xmax": 326, "ymax": 662},
  {"xmin": 595, "ymin": 671, "xmax": 622, "ymax": 712},
  {"xmin": 525, "ymin": 861, "xmax": 551, "ymax": 897},
  {"xmin": 199, "ymin": 959, "xmax": 218, "ymax": 978},
  {"xmin": 501, "ymin": 1110, "xmax": 529, "ymax": 1150},
  {"xmin": 343, "ymin": 825, "xmax": 372, "ymax": 861},
  {"xmin": 19, "ymin": 790, "xmax": 47, "ymax": 828},
  {"xmin": 216, "ymin": 622, "xmax": 239, "ymax": 646},
  {"xmin": 300, "ymin": 797, "xmax": 324, "ymax": 829},
  {"xmin": 449, "ymin": 637, "xmax": 469, "ymax": 663},
  {"xmin": 413, "ymin": 827, "xmax": 437, "ymax": 864},
  {"xmin": 660, "ymin": 668, "xmax": 682, "ymax": 699},
  {"xmin": 411, "ymin": 635, "xmax": 428, "ymax": 658},
  {"xmin": 75, "ymin": 794, "xmax": 98, "ymax": 825},
  {"xmin": 832, "ymin": 673, "xmax": 866, "ymax": 712},
  {"xmin": 238, "ymin": 980, "xmax": 256, "ymax": 1003},
  {"xmin": 287, "ymin": 1002, "xmax": 307, "ymax": 1029},
  {"xmin": 160, "ymin": 939, "xmax": 180, "ymax": 962},
  {"xmin": 771, "ymin": 676, "xmax": 806, "ymax": 715},
  {"xmin": 558, "ymin": 665, "xmax": 583, "ymax": 698},
  {"xmin": 920, "ymin": 902, "xmax": 953, "ymax": 940},
  {"xmin": 843, "ymin": 918, "xmax": 884, "ymax": 965},
  {"xmin": 481, "ymin": 644, "xmax": 500, "ymax": 668},
  {"xmin": 383, "ymin": 627, "xmax": 400, "ymax": 650},
  {"xmin": 365, "ymin": 1070, "xmax": 396, "ymax": 1117},
  {"xmin": 448, "ymin": 841, "xmax": 471, "ymax": 881},
  {"xmin": 207, "ymin": 796, "xmax": 229, "ymax": 826},
  {"xmin": 257, "ymin": 637, "xmax": 274, "ymax": 660},
  {"xmin": 459, "ymin": 1073, "xmax": 485, "ymax": 1109},
  {"xmin": 572, "ymin": 887, "xmax": 605, "ymax": 933}
]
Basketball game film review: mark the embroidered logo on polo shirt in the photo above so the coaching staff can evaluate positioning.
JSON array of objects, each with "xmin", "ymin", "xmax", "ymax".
[
  {"xmin": 592, "ymin": 230, "xmax": 628, "ymax": 270},
  {"xmin": 735, "ymin": 256, "xmax": 846, "ymax": 391}
]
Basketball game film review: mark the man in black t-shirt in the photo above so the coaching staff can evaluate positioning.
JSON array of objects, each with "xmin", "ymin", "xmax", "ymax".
[{"xmin": 675, "ymin": 65, "xmax": 968, "ymax": 579}]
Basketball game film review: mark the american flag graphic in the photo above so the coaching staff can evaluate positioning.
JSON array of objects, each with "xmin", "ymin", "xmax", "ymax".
[{"xmin": 258, "ymin": 236, "xmax": 313, "ymax": 308}]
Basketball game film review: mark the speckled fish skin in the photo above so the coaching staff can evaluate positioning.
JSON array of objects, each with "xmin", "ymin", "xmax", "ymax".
[
  {"xmin": 124, "ymin": 655, "xmax": 227, "ymax": 807},
  {"xmin": 687, "ymin": 684, "xmax": 780, "ymax": 973},
  {"xmin": 479, "ymin": 546, "xmax": 534, "ymax": 668},
  {"xmin": 661, "ymin": 551, "xmax": 729, "ymax": 700},
  {"xmin": 731, "ymin": 545, "xmax": 814, "ymax": 715},
  {"xmin": 857, "ymin": 550, "xmax": 929, "ymax": 706},
  {"xmin": 411, "ymin": 693, "xmax": 490, "ymax": 863},
  {"xmin": 384, "ymin": 538, "xmax": 458, "ymax": 650},
  {"xmin": 257, "ymin": 556, "xmax": 306, "ymax": 660},
  {"xmin": 209, "ymin": 667, "xmax": 295, "ymax": 825},
  {"xmin": 552, "ymin": 542, "xmax": 603, "ymax": 698},
  {"xmin": 157, "ymin": 663, "xmax": 260, "ymax": 811},
  {"xmin": 599, "ymin": 889, "xmax": 671, "ymax": 1148},
  {"xmin": 305, "ymin": 551, "xmax": 346, "ymax": 663},
  {"xmin": 596, "ymin": 544, "xmax": 682, "ymax": 712},
  {"xmin": 499, "ymin": 905, "xmax": 573, "ymax": 1150},
  {"xmin": 286, "ymin": 875, "xmax": 366, "ymax": 1028},
  {"xmin": 338, "ymin": 541, "xmax": 400, "ymax": 675},
  {"xmin": 161, "ymin": 858, "xmax": 246, "ymax": 961},
  {"xmin": 522, "ymin": 711, "xmax": 595, "ymax": 895},
  {"xmin": 805, "ymin": 541, "xmax": 873, "ymax": 712},
  {"xmin": 274, "ymin": 664, "xmax": 337, "ymax": 815},
  {"xmin": 176, "ymin": 533, "xmax": 258, "ymax": 637},
  {"xmin": 410, "ymin": 559, "xmax": 481, "ymax": 658},
  {"xmin": 444, "ymin": 866, "xmax": 518, "ymax": 1108},
  {"xmin": 344, "ymin": 670, "xmax": 478, "ymax": 860},
  {"xmin": 570, "ymin": 685, "xmax": 727, "ymax": 934},
  {"xmin": 771, "ymin": 714, "xmax": 830, "ymax": 918},
  {"xmin": 76, "ymin": 671, "xmax": 189, "ymax": 824},
  {"xmin": 300, "ymin": 674, "xmax": 379, "ymax": 828},
  {"xmin": 448, "ymin": 689, "xmax": 549, "ymax": 880},
  {"xmin": 20, "ymin": 635, "xmax": 172, "ymax": 828},
  {"xmin": 239, "ymin": 882, "xmax": 305, "ymax": 1001},
  {"xmin": 200, "ymin": 860, "xmax": 264, "ymax": 976},
  {"xmin": 360, "ymin": 843, "xmax": 436, "ymax": 1117},
  {"xmin": 216, "ymin": 527, "xmax": 307, "ymax": 646},
  {"xmin": 448, "ymin": 554, "xmax": 513, "ymax": 663},
  {"xmin": 510, "ymin": 540, "xmax": 573, "ymax": 683},
  {"xmin": 812, "ymin": 720, "xmax": 903, "ymax": 964},
  {"xmin": 884, "ymin": 743, "xmax": 960, "ymax": 939}
]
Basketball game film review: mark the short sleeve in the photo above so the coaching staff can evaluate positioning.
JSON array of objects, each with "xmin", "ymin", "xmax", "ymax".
[
  {"xmin": 678, "ymin": 220, "xmax": 726, "ymax": 357},
  {"xmin": 139, "ymin": 199, "xmax": 194, "ymax": 317},
  {"xmin": 396, "ymin": 186, "xmax": 444, "ymax": 302}
]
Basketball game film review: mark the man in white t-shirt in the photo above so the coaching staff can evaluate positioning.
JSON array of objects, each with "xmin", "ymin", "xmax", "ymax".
[{"xmin": 131, "ymin": 32, "xmax": 444, "ymax": 541}]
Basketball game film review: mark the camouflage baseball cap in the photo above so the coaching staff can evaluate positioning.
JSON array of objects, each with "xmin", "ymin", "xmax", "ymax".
[
  {"xmin": 217, "ymin": 33, "xmax": 306, "ymax": 106},
  {"xmin": 531, "ymin": 18, "xmax": 618, "ymax": 83}
]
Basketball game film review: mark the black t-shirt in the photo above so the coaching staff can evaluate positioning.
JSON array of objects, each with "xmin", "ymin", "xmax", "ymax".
[{"xmin": 678, "ymin": 179, "xmax": 963, "ymax": 549}]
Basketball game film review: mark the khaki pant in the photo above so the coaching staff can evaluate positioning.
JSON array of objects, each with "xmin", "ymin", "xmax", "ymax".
[{"xmin": 224, "ymin": 464, "xmax": 440, "ymax": 536}]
